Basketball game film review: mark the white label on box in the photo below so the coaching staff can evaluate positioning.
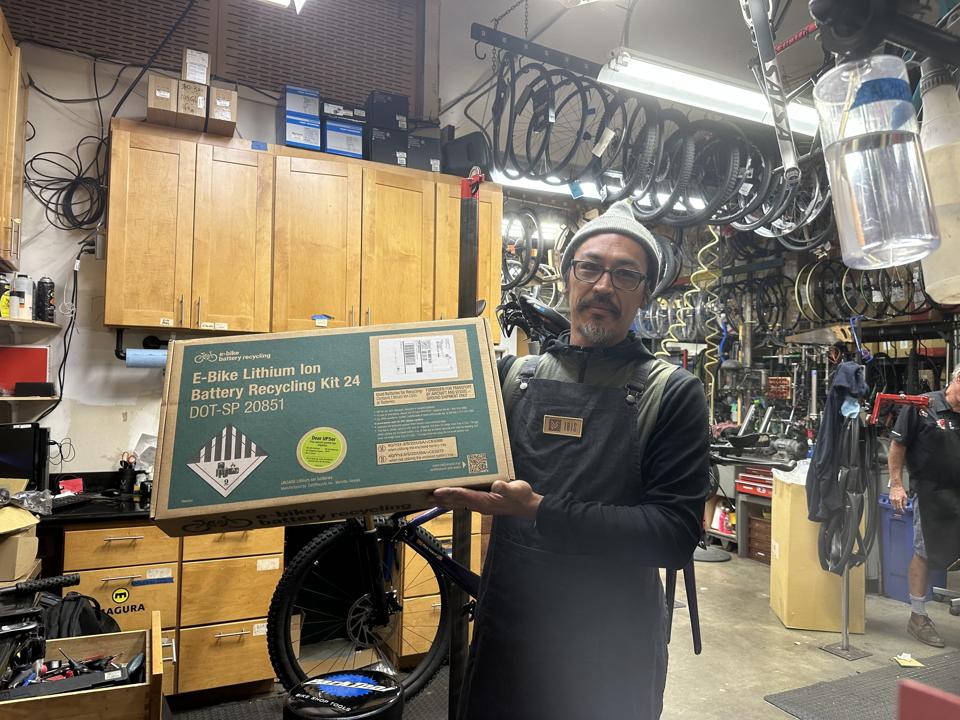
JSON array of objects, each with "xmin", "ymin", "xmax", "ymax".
[
  {"xmin": 314, "ymin": 317, "xmax": 329, "ymax": 328},
  {"xmin": 197, "ymin": 95, "xmax": 205, "ymax": 110},
  {"xmin": 288, "ymin": 121, "xmax": 321, "ymax": 147},
  {"xmin": 214, "ymin": 322, "xmax": 229, "ymax": 331},
  {"xmin": 431, "ymin": 159, "xmax": 441, "ymax": 172},
  {"xmin": 257, "ymin": 557, "xmax": 280, "ymax": 572},
  {"xmin": 253, "ymin": 622, "xmax": 268, "ymax": 637},
  {"xmin": 771, "ymin": 540, "xmax": 780, "ymax": 560},
  {"xmin": 185, "ymin": 62, "xmax": 206, "ymax": 83},
  {"xmin": 200, "ymin": 321, "xmax": 215, "ymax": 330},
  {"xmin": 378, "ymin": 334, "xmax": 458, "ymax": 384},
  {"xmin": 327, "ymin": 131, "xmax": 363, "ymax": 156},
  {"xmin": 397, "ymin": 115, "xmax": 407, "ymax": 129},
  {"xmin": 160, "ymin": 318, "xmax": 173, "ymax": 327},
  {"xmin": 155, "ymin": 88, "xmax": 171, "ymax": 99},
  {"xmin": 147, "ymin": 567, "xmax": 174, "ymax": 580},
  {"xmin": 287, "ymin": 88, "xmax": 320, "ymax": 117},
  {"xmin": 216, "ymin": 97, "xmax": 231, "ymax": 108},
  {"xmin": 104, "ymin": 670, "xmax": 123, "ymax": 681}
]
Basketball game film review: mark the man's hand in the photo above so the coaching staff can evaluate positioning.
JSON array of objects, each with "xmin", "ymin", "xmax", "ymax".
[
  {"xmin": 890, "ymin": 484, "xmax": 908, "ymax": 515},
  {"xmin": 430, "ymin": 480, "xmax": 543, "ymax": 521}
]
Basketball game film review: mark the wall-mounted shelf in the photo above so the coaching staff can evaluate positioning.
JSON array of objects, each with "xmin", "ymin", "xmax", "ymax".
[
  {"xmin": 0, "ymin": 395, "xmax": 59, "ymax": 422},
  {"xmin": 0, "ymin": 317, "xmax": 62, "ymax": 344}
]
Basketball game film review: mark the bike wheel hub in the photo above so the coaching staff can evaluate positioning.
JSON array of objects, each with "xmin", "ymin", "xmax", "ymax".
[{"xmin": 284, "ymin": 671, "xmax": 403, "ymax": 719}]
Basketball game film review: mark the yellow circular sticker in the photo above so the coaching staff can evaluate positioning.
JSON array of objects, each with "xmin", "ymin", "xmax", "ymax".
[
  {"xmin": 297, "ymin": 427, "xmax": 347, "ymax": 473},
  {"xmin": 113, "ymin": 587, "xmax": 129, "ymax": 604}
]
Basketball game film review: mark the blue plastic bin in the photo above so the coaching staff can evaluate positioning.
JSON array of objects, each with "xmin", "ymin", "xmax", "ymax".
[{"xmin": 878, "ymin": 494, "xmax": 948, "ymax": 603}]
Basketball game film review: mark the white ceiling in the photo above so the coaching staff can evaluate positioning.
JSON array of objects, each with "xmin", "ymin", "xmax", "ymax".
[{"xmin": 437, "ymin": 0, "xmax": 825, "ymax": 131}]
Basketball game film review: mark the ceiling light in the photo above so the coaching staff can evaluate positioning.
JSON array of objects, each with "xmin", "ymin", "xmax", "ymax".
[
  {"xmin": 490, "ymin": 170, "xmax": 602, "ymax": 201},
  {"xmin": 598, "ymin": 47, "xmax": 819, "ymax": 137},
  {"xmin": 293, "ymin": 0, "xmax": 308, "ymax": 13},
  {"xmin": 258, "ymin": 0, "xmax": 290, "ymax": 6}
]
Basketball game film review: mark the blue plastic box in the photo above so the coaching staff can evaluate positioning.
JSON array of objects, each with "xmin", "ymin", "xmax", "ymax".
[{"xmin": 878, "ymin": 493, "xmax": 947, "ymax": 603}]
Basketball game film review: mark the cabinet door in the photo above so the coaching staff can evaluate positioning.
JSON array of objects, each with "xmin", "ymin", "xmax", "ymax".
[
  {"xmin": 105, "ymin": 129, "xmax": 195, "ymax": 327},
  {"xmin": 434, "ymin": 180, "xmax": 503, "ymax": 341},
  {"xmin": 273, "ymin": 155, "xmax": 361, "ymax": 331},
  {"xmin": 0, "ymin": 13, "xmax": 18, "ymax": 271},
  {"xmin": 360, "ymin": 169, "xmax": 435, "ymax": 325},
  {"xmin": 193, "ymin": 144, "xmax": 273, "ymax": 332}
]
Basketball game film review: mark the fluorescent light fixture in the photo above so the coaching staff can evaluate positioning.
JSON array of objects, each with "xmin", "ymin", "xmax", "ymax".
[
  {"xmin": 490, "ymin": 170, "xmax": 603, "ymax": 200},
  {"xmin": 598, "ymin": 47, "xmax": 819, "ymax": 137},
  {"xmin": 258, "ymin": 0, "xmax": 290, "ymax": 6},
  {"xmin": 293, "ymin": 0, "xmax": 308, "ymax": 13}
]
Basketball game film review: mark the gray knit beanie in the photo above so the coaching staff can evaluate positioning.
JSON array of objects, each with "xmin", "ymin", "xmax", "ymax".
[{"xmin": 559, "ymin": 199, "xmax": 662, "ymax": 295}]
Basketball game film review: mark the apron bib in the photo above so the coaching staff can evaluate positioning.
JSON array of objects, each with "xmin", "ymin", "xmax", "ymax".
[{"xmin": 459, "ymin": 367, "xmax": 668, "ymax": 720}]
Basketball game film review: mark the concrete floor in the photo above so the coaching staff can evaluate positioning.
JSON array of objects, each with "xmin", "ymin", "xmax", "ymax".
[{"xmin": 662, "ymin": 556, "xmax": 960, "ymax": 719}]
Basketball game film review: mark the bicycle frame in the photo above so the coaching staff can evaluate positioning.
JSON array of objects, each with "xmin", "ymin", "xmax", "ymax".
[{"xmin": 393, "ymin": 507, "xmax": 482, "ymax": 599}]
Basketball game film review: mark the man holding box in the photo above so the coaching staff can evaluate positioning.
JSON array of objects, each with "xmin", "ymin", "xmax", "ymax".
[{"xmin": 433, "ymin": 200, "xmax": 710, "ymax": 720}]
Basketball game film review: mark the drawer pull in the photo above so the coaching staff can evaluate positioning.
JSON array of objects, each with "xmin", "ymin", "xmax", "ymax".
[
  {"xmin": 103, "ymin": 535, "xmax": 145, "ymax": 542},
  {"xmin": 100, "ymin": 574, "xmax": 142, "ymax": 582},
  {"xmin": 161, "ymin": 637, "xmax": 177, "ymax": 664},
  {"xmin": 432, "ymin": 603, "xmax": 442, "ymax": 609},
  {"xmin": 214, "ymin": 630, "xmax": 250, "ymax": 639}
]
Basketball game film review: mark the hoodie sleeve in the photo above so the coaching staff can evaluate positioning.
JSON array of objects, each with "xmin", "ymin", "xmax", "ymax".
[{"xmin": 534, "ymin": 370, "xmax": 711, "ymax": 569}]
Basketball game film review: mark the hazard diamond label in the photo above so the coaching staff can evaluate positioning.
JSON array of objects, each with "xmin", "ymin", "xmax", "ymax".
[{"xmin": 187, "ymin": 425, "xmax": 267, "ymax": 497}]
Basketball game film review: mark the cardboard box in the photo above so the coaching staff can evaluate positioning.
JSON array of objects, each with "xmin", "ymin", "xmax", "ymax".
[
  {"xmin": 407, "ymin": 134, "xmax": 441, "ymax": 172},
  {"xmin": 770, "ymin": 476, "xmax": 865, "ymax": 633},
  {"xmin": 0, "ymin": 506, "xmax": 38, "ymax": 536},
  {"xmin": 206, "ymin": 86, "xmax": 238, "ymax": 136},
  {"xmin": 176, "ymin": 81, "xmax": 207, "ymax": 131},
  {"xmin": 181, "ymin": 48, "xmax": 210, "ymax": 85},
  {"xmin": 0, "ymin": 530, "xmax": 38, "ymax": 581},
  {"xmin": 0, "ymin": 557, "xmax": 40, "ymax": 590},
  {"xmin": 323, "ymin": 118, "xmax": 364, "ymax": 158},
  {"xmin": 322, "ymin": 100, "xmax": 366, "ymax": 124},
  {"xmin": 365, "ymin": 90, "xmax": 408, "ymax": 130},
  {"xmin": 146, "ymin": 73, "xmax": 178, "ymax": 127},
  {"xmin": 278, "ymin": 113, "xmax": 322, "ymax": 150},
  {"xmin": 365, "ymin": 126, "xmax": 408, "ymax": 167},
  {"xmin": 153, "ymin": 319, "xmax": 513, "ymax": 535},
  {"xmin": 281, "ymin": 85, "xmax": 320, "ymax": 118}
]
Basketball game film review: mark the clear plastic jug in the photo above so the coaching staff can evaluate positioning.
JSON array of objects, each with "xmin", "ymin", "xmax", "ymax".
[{"xmin": 814, "ymin": 56, "xmax": 940, "ymax": 269}]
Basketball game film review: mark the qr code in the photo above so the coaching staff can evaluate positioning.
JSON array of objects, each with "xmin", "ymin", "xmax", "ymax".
[{"xmin": 467, "ymin": 453, "xmax": 489, "ymax": 474}]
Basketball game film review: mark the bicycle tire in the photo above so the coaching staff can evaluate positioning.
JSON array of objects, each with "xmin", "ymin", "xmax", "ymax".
[
  {"xmin": 267, "ymin": 519, "xmax": 451, "ymax": 698},
  {"xmin": 708, "ymin": 142, "xmax": 774, "ymax": 225},
  {"xmin": 634, "ymin": 110, "xmax": 695, "ymax": 224},
  {"xmin": 664, "ymin": 123, "xmax": 742, "ymax": 227}
]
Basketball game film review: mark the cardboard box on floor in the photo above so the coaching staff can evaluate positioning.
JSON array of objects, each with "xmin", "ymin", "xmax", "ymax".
[
  {"xmin": 770, "ymin": 476, "xmax": 865, "ymax": 633},
  {"xmin": 153, "ymin": 319, "xmax": 513, "ymax": 536},
  {"xmin": 0, "ymin": 506, "xmax": 39, "ymax": 582}
]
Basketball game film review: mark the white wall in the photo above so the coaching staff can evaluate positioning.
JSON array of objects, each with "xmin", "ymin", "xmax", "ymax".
[{"xmin": 17, "ymin": 44, "xmax": 279, "ymax": 473}]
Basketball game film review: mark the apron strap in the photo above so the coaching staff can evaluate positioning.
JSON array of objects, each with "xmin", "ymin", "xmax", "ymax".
[
  {"xmin": 501, "ymin": 355, "xmax": 542, "ymax": 420},
  {"xmin": 631, "ymin": 359, "xmax": 680, "ymax": 467}
]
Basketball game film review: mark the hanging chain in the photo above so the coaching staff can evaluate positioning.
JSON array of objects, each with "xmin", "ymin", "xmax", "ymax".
[{"xmin": 490, "ymin": 0, "xmax": 529, "ymax": 75}]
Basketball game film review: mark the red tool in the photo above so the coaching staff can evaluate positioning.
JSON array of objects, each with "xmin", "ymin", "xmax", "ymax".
[{"xmin": 869, "ymin": 392, "xmax": 930, "ymax": 426}]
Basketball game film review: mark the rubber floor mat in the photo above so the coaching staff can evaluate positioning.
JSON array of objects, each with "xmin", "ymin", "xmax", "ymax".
[
  {"xmin": 170, "ymin": 667, "xmax": 450, "ymax": 720},
  {"xmin": 764, "ymin": 652, "xmax": 960, "ymax": 719}
]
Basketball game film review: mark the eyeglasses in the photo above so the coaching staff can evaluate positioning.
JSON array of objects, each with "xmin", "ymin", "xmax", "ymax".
[{"xmin": 570, "ymin": 260, "xmax": 647, "ymax": 292}]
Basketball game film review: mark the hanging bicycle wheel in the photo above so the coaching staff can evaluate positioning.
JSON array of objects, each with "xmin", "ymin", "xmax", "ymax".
[{"xmin": 267, "ymin": 520, "xmax": 451, "ymax": 698}]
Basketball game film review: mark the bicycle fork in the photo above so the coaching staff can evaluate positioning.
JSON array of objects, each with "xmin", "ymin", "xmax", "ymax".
[{"xmin": 359, "ymin": 514, "xmax": 393, "ymax": 626}]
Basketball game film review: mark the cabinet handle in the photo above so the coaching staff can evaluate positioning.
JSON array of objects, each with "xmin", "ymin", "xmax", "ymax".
[
  {"xmin": 197, "ymin": 296, "xmax": 202, "ymax": 325},
  {"xmin": 179, "ymin": 294, "xmax": 184, "ymax": 325},
  {"xmin": 100, "ymin": 574, "xmax": 142, "ymax": 582},
  {"xmin": 365, "ymin": 308, "xmax": 371, "ymax": 326},
  {"xmin": 161, "ymin": 637, "xmax": 178, "ymax": 664},
  {"xmin": 10, "ymin": 220, "xmax": 19, "ymax": 258},
  {"xmin": 102, "ymin": 535, "xmax": 145, "ymax": 542},
  {"xmin": 349, "ymin": 307, "xmax": 354, "ymax": 327},
  {"xmin": 432, "ymin": 603, "xmax": 443, "ymax": 609},
  {"xmin": 214, "ymin": 630, "xmax": 250, "ymax": 639}
]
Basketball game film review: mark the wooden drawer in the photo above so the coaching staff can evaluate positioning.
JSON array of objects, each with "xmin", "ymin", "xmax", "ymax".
[
  {"xmin": 180, "ymin": 554, "xmax": 282, "ymax": 626},
  {"xmin": 182, "ymin": 527, "xmax": 284, "ymax": 561},
  {"xmin": 403, "ymin": 539, "xmax": 448, "ymax": 599},
  {"xmin": 76, "ymin": 562, "xmax": 179, "ymax": 631},
  {"xmin": 64, "ymin": 524, "xmax": 180, "ymax": 571},
  {"xmin": 400, "ymin": 594, "xmax": 443, "ymax": 656},
  {"xmin": 178, "ymin": 618, "xmax": 273, "ymax": 693},
  {"xmin": 0, "ymin": 613, "xmax": 162, "ymax": 720},
  {"xmin": 161, "ymin": 630, "xmax": 177, "ymax": 696}
]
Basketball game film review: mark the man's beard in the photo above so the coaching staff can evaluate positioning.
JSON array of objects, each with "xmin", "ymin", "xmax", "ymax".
[{"xmin": 574, "ymin": 321, "xmax": 614, "ymax": 347}]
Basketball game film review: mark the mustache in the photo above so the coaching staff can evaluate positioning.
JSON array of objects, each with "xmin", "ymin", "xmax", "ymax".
[{"xmin": 576, "ymin": 294, "xmax": 621, "ymax": 317}]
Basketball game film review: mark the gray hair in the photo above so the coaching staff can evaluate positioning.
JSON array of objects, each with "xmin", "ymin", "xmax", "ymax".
[{"xmin": 953, "ymin": 365, "xmax": 960, "ymax": 382}]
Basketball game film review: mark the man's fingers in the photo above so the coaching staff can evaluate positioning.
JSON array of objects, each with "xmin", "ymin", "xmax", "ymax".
[{"xmin": 430, "ymin": 487, "xmax": 499, "ymax": 513}]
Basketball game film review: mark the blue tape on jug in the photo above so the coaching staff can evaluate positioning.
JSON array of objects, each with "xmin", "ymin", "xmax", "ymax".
[
  {"xmin": 251, "ymin": 140, "xmax": 268, "ymax": 151},
  {"xmin": 850, "ymin": 78, "xmax": 912, "ymax": 110}
]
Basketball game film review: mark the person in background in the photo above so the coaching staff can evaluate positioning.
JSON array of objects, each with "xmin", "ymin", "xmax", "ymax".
[
  {"xmin": 432, "ymin": 200, "xmax": 710, "ymax": 720},
  {"xmin": 888, "ymin": 364, "xmax": 960, "ymax": 648}
]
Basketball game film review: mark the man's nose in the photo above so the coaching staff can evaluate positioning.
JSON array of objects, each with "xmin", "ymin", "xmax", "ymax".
[{"xmin": 593, "ymin": 269, "xmax": 615, "ymax": 291}]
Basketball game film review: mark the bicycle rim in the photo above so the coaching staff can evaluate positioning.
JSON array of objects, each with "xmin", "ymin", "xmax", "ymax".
[{"xmin": 267, "ymin": 521, "xmax": 451, "ymax": 698}]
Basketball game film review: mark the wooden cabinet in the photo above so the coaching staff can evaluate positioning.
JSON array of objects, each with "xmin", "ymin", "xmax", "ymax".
[
  {"xmin": 63, "ymin": 523, "xmax": 179, "ymax": 571},
  {"xmin": 434, "ymin": 179, "xmax": 503, "ymax": 341},
  {"xmin": 179, "ymin": 554, "xmax": 281, "ymax": 626},
  {"xmin": 0, "ymin": 8, "xmax": 27, "ymax": 272},
  {"xmin": 160, "ymin": 630, "xmax": 178, "ymax": 696},
  {"xmin": 361, "ymin": 169, "xmax": 436, "ymax": 325},
  {"xmin": 273, "ymin": 152, "xmax": 362, "ymax": 331},
  {"xmin": 106, "ymin": 121, "xmax": 273, "ymax": 331},
  {"xmin": 105, "ymin": 128, "xmax": 196, "ymax": 328},
  {"xmin": 75, "ymin": 561, "xmax": 180, "ymax": 632},
  {"xmin": 177, "ymin": 619, "xmax": 272, "ymax": 693}
]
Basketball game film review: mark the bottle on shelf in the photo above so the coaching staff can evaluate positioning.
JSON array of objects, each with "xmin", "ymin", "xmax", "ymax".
[{"xmin": 919, "ymin": 58, "xmax": 960, "ymax": 304}]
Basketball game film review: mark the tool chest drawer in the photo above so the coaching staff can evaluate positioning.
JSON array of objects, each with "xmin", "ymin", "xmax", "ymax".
[
  {"xmin": 180, "ymin": 554, "xmax": 282, "ymax": 626},
  {"xmin": 182, "ymin": 527, "xmax": 284, "ymax": 561},
  {"xmin": 76, "ymin": 561, "xmax": 179, "ymax": 631},
  {"xmin": 177, "ymin": 618, "xmax": 273, "ymax": 693},
  {"xmin": 64, "ymin": 524, "xmax": 180, "ymax": 571}
]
